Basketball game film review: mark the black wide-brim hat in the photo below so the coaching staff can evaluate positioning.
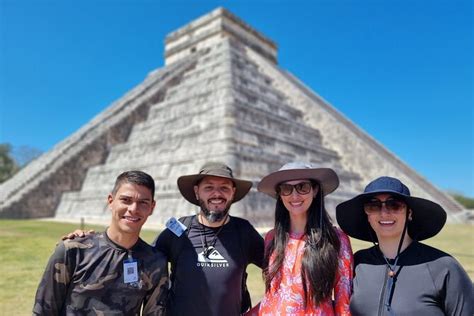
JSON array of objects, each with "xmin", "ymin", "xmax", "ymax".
[
  {"xmin": 258, "ymin": 162, "xmax": 339, "ymax": 198},
  {"xmin": 336, "ymin": 176, "xmax": 447, "ymax": 242},
  {"xmin": 177, "ymin": 162, "xmax": 253, "ymax": 206}
]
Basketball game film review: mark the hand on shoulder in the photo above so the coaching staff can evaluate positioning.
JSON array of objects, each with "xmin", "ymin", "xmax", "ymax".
[{"xmin": 61, "ymin": 229, "xmax": 95, "ymax": 241}]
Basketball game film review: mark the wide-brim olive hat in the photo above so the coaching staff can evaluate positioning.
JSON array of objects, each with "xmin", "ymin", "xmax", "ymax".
[
  {"xmin": 177, "ymin": 162, "xmax": 253, "ymax": 206},
  {"xmin": 336, "ymin": 176, "xmax": 447, "ymax": 242},
  {"xmin": 257, "ymin": 162, "xmax": 339, "ymax": 198}
]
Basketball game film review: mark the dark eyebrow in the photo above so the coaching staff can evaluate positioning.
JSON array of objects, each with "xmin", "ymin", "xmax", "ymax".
[{"xmin": 118, "ymin": 195, "xmax": 152, "ymax": 202}]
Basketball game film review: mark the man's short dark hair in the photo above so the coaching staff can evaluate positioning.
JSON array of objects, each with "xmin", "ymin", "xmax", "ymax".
[{"xmin": 111, "ymin": 170, "xmax": 155, "ymax": 198}]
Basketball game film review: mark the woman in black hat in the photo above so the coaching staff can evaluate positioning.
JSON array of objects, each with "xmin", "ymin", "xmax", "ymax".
[
  {"xmin": 256, "ymin": 162, "xmax": 353, "ymax": 315},
  {"xmin": 336, "ymin": 176, "xmax": 473, "ymax": 316}
]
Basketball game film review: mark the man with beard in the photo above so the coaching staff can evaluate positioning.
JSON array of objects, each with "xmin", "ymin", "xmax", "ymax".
[{"xmin": 153, "ymin": 162, "xmax": 264, "ymax": 316}]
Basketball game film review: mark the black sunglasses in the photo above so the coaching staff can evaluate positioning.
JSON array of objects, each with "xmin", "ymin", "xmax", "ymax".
[
  {"xmin": 363, "ymin": 198, "xmax": 406, "ymax": 214},
  {"xmin": 277, "ymin": 182, "xmax": 313, "ymax": 196}
]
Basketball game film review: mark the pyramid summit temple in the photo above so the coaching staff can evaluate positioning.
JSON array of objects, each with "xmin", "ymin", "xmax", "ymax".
[{"xmin": 0, "ymin": 8, "xmax": 464, "ymax": 227}]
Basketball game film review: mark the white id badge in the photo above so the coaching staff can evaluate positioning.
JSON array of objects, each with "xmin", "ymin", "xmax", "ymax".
[
  {"xmin": 123, "ymin": 258, "xmax": 139, "ymax": 284},
  {"xmin": 165, "ymin": 217, "xmax": 187, "ymax": 237}
]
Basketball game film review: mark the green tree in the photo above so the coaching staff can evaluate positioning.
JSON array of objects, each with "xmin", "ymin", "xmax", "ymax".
[
  {"xmin": 451, "ymin": 193, "xmax": 474, "ymax": 209},
  {"xmin": 0, "ymin": 143, "xmax": 19, "ymax": 183}
]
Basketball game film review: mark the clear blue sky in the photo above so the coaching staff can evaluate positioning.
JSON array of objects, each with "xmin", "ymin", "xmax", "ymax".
[{"xmin": 1, "ymin": 0, "xmax": 472, "ymax": 197}]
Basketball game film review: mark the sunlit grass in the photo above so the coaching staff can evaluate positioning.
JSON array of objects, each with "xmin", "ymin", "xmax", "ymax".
[{"xmin": 0, "ymin": 220, "xmax": 471, "ymax": 315}]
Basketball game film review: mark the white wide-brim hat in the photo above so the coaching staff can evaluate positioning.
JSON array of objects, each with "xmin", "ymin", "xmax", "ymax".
[{"xmin": 257, "ymin": 162, "xmax": 339, "ymax": 198}]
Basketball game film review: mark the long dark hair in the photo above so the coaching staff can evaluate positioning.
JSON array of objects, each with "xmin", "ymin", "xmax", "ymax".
[{"xmin": 263, "ymin": 183, "xmax": 341, "ymax": 307}]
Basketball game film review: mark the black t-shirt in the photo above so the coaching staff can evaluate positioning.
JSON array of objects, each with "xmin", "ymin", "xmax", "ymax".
[{"xmin": 154, "ymin": 215, "xmax": 264, "ymax": 316}]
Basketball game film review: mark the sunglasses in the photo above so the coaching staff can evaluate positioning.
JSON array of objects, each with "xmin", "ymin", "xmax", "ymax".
[
  {"xmin": 278, "ymin": 182, "xmax": 313, "ymax": 196},
  {"xmin": 363, "ymin": 198, "xmax": 406, "ymax": 214}
]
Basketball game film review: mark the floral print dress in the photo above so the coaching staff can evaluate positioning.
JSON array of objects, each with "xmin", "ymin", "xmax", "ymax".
[{"xmin": 259, "ymin": 228, "xmax": 353, "ymax": 316}]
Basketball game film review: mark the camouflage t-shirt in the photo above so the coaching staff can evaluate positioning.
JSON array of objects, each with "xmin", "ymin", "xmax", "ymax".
[{"xmin": 33, "ymin": 231, "xmax": 168, "ymax": 315}]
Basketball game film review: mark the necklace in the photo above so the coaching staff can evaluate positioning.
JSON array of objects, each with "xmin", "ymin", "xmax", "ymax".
[
  {"xmin": 383, "ymin": 255, "xmax": 399, "ymax": 277},
  {"xmin": 198, "ymin": 214, "xmax": 228, "ymax": 258},
  {"xmin": 382, "ymin": 255, "xmax": 400, "ymax": 313}
]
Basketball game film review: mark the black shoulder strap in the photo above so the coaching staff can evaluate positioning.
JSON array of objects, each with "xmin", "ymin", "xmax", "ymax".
[
  {"xmin": 234, "ymin": 218, "xmax": 252, "ymax": 313},
  {"xmin": 235, "ymin": 219, "xmax": 251, "ymax": 279},
  {"xmin": 180, "ymin": 215, "xmax": 194, "ymax": 229},
  {"xmin": 234, "ymin": 218, "xmax": 249, "ymax": 261},
  {"xmin": 168, "ymin": 215, "xmax": 195, "ymax": 286},
  {"xmin": 169, "ymin": 215, "xmax": 194, "ymax": 265}
]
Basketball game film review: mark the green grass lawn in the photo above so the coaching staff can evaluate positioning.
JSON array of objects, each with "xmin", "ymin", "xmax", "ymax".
[{"xmin": 1, "ymin": 220, "xmax": 472, "ymax": 315}]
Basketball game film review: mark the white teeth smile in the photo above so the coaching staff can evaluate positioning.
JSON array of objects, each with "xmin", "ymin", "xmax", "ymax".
[
  {"xmin": 379, "ymin": 220, "xmax": 395, "ymax": 225},
  {"xmin": 209, "ymin": 199, "xmax": 225, "ymax": 204},
  {"xmin": 290, "ymin": 201, "xmax": 303, "ymax": 206},
  {"xmin": 123, "ymin": 216, "xmax": 140, "ymax": 222}
]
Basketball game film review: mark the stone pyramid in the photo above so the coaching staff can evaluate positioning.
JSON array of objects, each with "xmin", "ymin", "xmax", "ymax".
[{"xmin": 0, "ymin": 8, "xmax": 463, "ymax": 227}]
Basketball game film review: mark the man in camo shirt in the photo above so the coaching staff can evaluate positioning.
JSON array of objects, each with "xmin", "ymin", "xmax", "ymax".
[{"xmin": 33, "ymin": 170, "xmax": 168, "ymax": 315}]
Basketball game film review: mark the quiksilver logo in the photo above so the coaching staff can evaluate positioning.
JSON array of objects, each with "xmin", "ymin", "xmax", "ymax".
[{"xmin": 197, "ymin": 247, "xmax": 229, "ymax": 267}]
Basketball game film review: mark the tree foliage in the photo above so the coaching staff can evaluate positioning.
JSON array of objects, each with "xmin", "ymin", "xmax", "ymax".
[
  {"xmin": 0, "ymin": 143, "xmax": 19, "ymax": 183},
  {"xmin": 451, "ymin": 193, "xmax": 474, "ymax": 209}
]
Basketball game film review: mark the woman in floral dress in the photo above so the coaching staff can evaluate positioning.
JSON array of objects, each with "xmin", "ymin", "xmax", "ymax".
[{"xmin": 256, "ymin": 162, "xmax": 353, "ymax": 316}]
